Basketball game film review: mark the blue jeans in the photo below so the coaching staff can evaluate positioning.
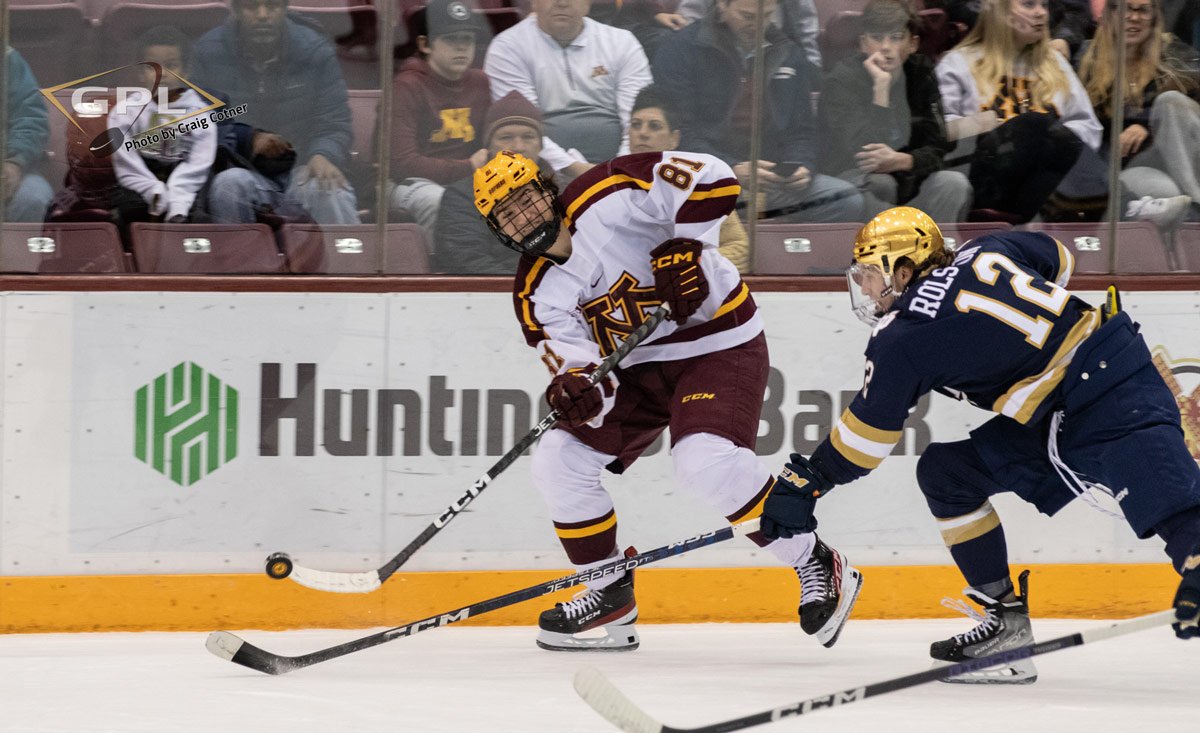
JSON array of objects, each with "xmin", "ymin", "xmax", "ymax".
[
  {"xmin": 4, "ymin": 172, "xmax": 53, "ymax": 222},
  {"xmin": 206, "ymin": 164, "xmax": 360, "ymax": 225}
]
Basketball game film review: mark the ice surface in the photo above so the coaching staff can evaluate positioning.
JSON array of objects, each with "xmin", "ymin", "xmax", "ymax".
[{"xmin": 0, "ymin": 619, "xmax": 1193, "ymax": 732}]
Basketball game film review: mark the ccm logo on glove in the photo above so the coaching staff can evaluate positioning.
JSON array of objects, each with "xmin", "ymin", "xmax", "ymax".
[
  {"xmin": 546, "ymin": 367, "xmax": 615, "ymax": 427},
  {"xmin": 650, "ymin": 238, "xmax": 708, "ymax": 324}
]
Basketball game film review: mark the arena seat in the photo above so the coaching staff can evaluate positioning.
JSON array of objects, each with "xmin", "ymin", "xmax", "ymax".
[
  {"xmin": 281, "ymin": 223, "xmax": 432, "ymax": 274},
  {"xmin": 1173, "ymin": 223, "xmax": 1200, "ymax": 274},
  {"xmin": 0, "ymin": 222, "xmax": 130, "ymax": 273},
  {"xmin": 130, "ymin": 223, "xmax": 285, "ymax": 274},
  {"xmin": 290, "ymin": 3, "xmax": 381, "ymax": 88},
  {"xmin": 938, "ymin": 221, "xmax": 1013, "ymax": 251},
  {"xmin": 1020, "ymin": 221, "xmax": 1170, "ymax": 274},
  {"xmin": 7, "ymin": 2, "xmax": 93, "ymax": 87},
  {"xmin": 815, "ymin": 0, "xmax": 870, "ymax": 30},
  {"xmin": 752, "ymin": 222, "xmax": 864, "ymax": 275},
  {"xmin": 97, "ymin": 3, "xmax": 230, "ymax": 69},
  {"xmin": 818, "ymin": 10, "xmax": 861, "ymax": 68}
]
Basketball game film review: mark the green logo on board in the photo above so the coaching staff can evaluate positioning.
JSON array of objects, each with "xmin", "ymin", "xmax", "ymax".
[{"xmin": 134, "ymin": 362, "xmax": 238, "ymax": 486}]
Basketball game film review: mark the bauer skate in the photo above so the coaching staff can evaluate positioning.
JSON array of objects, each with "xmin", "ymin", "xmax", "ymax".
[
  {"xmin": 797, "ymin": 536, "xmax": 863, "ymax": 648},
  {"xmin": 931, "ymin": 569, "xmax": 1037, "ymax": 684},
  {"xmin": 536, "ymin": 566, "xmax": 639, "ymax": 652}
]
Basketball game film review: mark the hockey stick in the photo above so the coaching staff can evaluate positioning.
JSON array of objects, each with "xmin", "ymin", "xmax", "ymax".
[
  {"xmin": 266, "ymin": 303, "xmax": 673, "ymax": 594},
  {"xmin": 208, "ymin": 517, "xmax": 760, "ymax": 675},
  {"xmin": 573, "ymin": 609, "xmax": 1176, "ymax": 733}
]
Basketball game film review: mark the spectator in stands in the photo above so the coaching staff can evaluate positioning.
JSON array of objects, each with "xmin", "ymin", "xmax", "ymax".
[
  {"xmin": 1078, "ymin": 0, "xmax": 1200, "ymax": 229},
  {"xmin": 2, "ymin": 46, "xmax": 53, "ymax": 222},
  {"xmin": 945, "ymin": 0, "xmax": 1097, "ymax": 60},
  {"xmin": 109, "ymin": 27, "xmax": 217, "ymax": 233},
  {"xmin": 589, "ymin": 0, "xmax": 689, "ymax": 59},
  {"xmin": 484, "ymin": 0, "xmax": 653, "ymax": 181},
  {"xmin": 192, "ymin": 0, "xmax": 360, "ymax": 225},
  {"xmin": 628, "ymin": 85, "xmax": 750, "ymax": 271},
  {"xmin": 653, "ymin": 0, "xmax": 864, "ymax": 223},
  {"xmin": 937, "ymin": 0, "xmax": 1102, "ymax": 222},
  {"xmin": 389, "ymin": 0, "xmax": 491, "ymax": 232},
  {"xmin": 678, "ymin": 0, "xmax": 821, "ymax": 67},
  {"xmin": 819, "ymin": 0, "xmax": 971, "ymax": 222},
  {"xmin": 433, "ymin": 91, "xmax": 550, "ymax": 274}
]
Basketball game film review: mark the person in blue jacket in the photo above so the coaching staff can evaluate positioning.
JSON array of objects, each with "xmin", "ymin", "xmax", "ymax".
[
  {"xmin": 3, "ymin": 47, "xmax": 53, "ymax": 222},
  {"xmin": 190, "ymin": 0, "xmax": 359, "ymax": 224},
  {"xmin": 760, "ymin": 206, "xmax": 1200, "ymax": 684}
]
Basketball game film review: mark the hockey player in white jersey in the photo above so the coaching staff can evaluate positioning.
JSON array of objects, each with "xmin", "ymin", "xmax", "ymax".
[{"xmin": 473, "ymin": 150, "xmax": 863, "ymax": 651}]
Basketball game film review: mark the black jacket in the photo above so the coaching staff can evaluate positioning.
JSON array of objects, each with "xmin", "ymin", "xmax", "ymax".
[{"xmin": 817, "ymin": 53, "xmax": 952, "ymax": 204}]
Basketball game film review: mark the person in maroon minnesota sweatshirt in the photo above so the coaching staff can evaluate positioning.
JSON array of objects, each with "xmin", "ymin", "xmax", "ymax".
[{"xmin": 389, "ymin": 0, "xmax": 491, "ymax": 231}]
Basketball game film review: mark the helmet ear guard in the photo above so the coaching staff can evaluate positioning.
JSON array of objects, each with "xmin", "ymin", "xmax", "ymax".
[
  {"xmin": 846, "ymin": 206, "xmax": 944, "ymax": 326},
  {"xmin": 474, "ymin": 151, "xmax": 565, "ymax": 257}
]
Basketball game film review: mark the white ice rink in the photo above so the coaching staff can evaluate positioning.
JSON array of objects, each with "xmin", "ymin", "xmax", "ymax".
[{"xmin": 0, "ymin": 619, "xmax": 1194, "ymax": 733}]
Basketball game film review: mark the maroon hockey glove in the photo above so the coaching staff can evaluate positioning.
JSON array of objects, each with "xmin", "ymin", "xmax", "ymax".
[
  {"xmin": 546, "ymin": 369, "xmax": 613, "ymax": 427},
  {"xmin": 650, "ymin": 238, "xmax": 708, "ymax": 324}
]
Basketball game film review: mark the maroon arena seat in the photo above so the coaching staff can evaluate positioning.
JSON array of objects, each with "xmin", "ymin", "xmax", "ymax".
[
  {"xmin": 1173, "ymin": 223, "xmax": 1200, "ymax": 273},
  {"xmin": 290, "ymin": 3, "xmax": 381, "ymax": 88},
  {"xmin": 938, "ymin": 221, "xmax": 1013, "ymax": 251},
  {"xmin": 282, "ymin": 223, "xmax": 431, "ymax": 274},
  {"xmin": 7, "ymin": 2, "xmax": 93, "ymax": 87},
  {"xmin": 130, "ymin": 223, "xmax": 285, "ymax": 274},
  {"xmin": 818, "ymin": 10, "xmax": 861, "ymax": 68},
  {"xmin": 0, "ymin": 222, "xmax": 131, "ymax": 273},
  {"xmin": 1020, "ymin": 221, "xmax": 1170, "ymax": 274},
  {"xmin": 98, "ymin": 3, "xmax": 230, "ymax": 69},
  {"xmin": 752, "ymin": 222, "xmax": 864, "ymax": 275},
  {"xmin": 815, "ymin": 0, "xmax": 870, "ymax": 30}
]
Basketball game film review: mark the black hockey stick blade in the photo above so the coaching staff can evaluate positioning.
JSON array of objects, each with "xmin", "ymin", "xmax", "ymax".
[
  {"xmin": 573, "ymin": 609, "xmax": 1176, "ymax": 733},
  {"xmin": 208, "ymin": 517, "xmax": 758, "ymax": 675},
  {"xmin": 275, "ymin": 305, "xmax": 672, "ymax": 594}
]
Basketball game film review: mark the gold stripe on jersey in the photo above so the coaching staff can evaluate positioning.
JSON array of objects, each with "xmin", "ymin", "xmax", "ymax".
[
  {"xmin": 564, "ymin": 174, "xmax": 653, "ymax": 224},
  {"xmin": 713, "ymin": 282, "xmax": 749, "ymax": 319},
  {"xmin": 1053, "ymin": 238, "xmax": 1075, "ymax": 285},
  {"xmin": 554, "ymin": 511, "xmax": 618, "ymax": 539},
  {"xmin": 992, "ymin": 308, "xmax": 1101, "ymax": 424},
  {"xmin": 829, "ymin": 408, "xmax": 902, "ymax": 470},
  {"xmin": 938, "ymin": 501, "xmax": 1001, "ymax": 546},
  {"xmin": 688, "ymin": 184, "xmax": 741, "ymax": 201},
  {"xmin": 516, "ymin": 257, "xmax": 552, "ymax": 340}
]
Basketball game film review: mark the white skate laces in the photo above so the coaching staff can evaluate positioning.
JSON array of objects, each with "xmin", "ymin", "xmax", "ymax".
[
  {"xmin": 798, "ymin": 555, "xmax": 833, "ymax": 606},
  {"xmin": 558, "ymin": 587, "xmax": 604, "ymax": 621},
  {"xmin": 941, "ymin": 591, "xmax": 1002, "ymax": 645}
]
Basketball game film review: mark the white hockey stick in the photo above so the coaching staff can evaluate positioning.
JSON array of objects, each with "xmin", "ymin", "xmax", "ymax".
[
  {"xmin": 264, "ymin": 304, "xmax": 672, "ymax": 593},
  {"xmin": 573, "ymin": 609, "xmax": 1176, "ymax": 733}
]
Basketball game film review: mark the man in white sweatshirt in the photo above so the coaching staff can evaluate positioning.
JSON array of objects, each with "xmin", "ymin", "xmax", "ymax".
[{"xmin": 109, "ymin": 26, "xmax": 217, "ymax": 229}]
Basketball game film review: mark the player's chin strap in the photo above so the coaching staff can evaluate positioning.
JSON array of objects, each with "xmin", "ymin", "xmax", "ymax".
[{"xmin": 1047, "ymin": 411, "xmax": 1125, "ymax": 520}]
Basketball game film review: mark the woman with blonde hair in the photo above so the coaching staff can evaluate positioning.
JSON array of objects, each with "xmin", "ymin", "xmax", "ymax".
[
  {"xmin": 1078, "ymin": 0, "xmax": 1200, "ymax": 228},
  {"xmin": 937, "ymin": 0, "xmax": 1102, "ymax": 221}
]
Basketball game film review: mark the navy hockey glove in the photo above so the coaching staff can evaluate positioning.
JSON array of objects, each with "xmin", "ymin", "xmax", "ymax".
[
  {"xmin": 546, "ymin": 368, "xmax": 613, "ymax": 427},
  {"xmin": 761, "ymin": 454, "xmax": 833, "ymax": 540},
  {"xmin": 650, "ymin": 238, "xmax": 708, "ymax": 324},
  {"xmin": 1173, "ymin": 559, "xmax": 1200, "ymax": 639}
]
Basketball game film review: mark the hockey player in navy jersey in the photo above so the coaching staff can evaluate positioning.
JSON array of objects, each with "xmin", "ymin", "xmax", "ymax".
[
  {"xmin": 472, "ymin": 150, "xmax": 862, "ymax": 652},
  {"xmin": 759, "ymin": 206, "xmax": 1200, "ymax": 682}
]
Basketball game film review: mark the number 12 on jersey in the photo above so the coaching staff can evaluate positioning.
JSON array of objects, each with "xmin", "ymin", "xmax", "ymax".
[{"xmin": 954, "ymin": 253, "xmax": 1070, "ymax": 348}]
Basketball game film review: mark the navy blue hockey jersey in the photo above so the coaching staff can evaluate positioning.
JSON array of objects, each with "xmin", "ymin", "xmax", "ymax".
[{"xmin": 812, "ymin": 231, "xmax": 1100, "ymax": 485}]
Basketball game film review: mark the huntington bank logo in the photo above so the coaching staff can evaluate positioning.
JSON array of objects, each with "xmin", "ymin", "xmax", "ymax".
[
  {"xmin": 134, "ymin": 362, "xmax": 239, "ymax": 487},
  {"xmin": 40, "ymin": 62, "xmax": 237, "ymax": 158},
  {"xmin": 1152, "ymin": 347, "xmax": 1200, "ymax": 463}
]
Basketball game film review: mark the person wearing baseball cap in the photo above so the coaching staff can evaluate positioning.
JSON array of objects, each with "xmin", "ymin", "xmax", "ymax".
[{"xmin": 389, "ymin": 0, "xmax": 491, "ymax": 231}]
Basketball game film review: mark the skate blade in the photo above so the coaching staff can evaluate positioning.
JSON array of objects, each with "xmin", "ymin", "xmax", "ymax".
[
  {"xmin": 816, "ymin": 566, "xmax": 863, "ymax": 648},
  {"xmin": 536, "ymin": 624, "xmax": 640, "ymax": 652},
  {"xmin": 934, "ymin": 658, "xmax": 1038, "ymax": 685}
]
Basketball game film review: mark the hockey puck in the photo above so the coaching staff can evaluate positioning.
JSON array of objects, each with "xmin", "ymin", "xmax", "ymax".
[{"xmin": 265, "ymin": 553, "xmax": 294, "ymax": 580}]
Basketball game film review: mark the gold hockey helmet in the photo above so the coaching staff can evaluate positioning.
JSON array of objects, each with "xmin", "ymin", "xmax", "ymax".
[
  {"xmin": 846, "ymin": 207, "xmax": 944, "ymax": 326},
  {"xmin": 852, "ymin": 206, "xmax": 944, "ymax": 276},
  {"xmin": 473, "ymin": 151, "xmax": 563, "ymax": 256}
]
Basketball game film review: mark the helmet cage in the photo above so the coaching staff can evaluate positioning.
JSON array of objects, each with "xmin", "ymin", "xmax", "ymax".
[
  {"xmin": 846, "ymin": 261, "xmax": 893, "ymax": 327},
  {"xmin": 483, "ymin": 177, "xmax": 565, "ymax": 257}
]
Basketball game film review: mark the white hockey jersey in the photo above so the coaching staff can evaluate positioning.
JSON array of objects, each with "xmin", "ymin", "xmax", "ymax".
[{"xmin": 512, "ymin": 151, "xmax": 763, "ymax": 378}]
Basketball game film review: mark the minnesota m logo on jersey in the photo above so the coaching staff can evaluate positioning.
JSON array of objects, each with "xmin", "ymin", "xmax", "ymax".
[
  {"xmin": 430, "ymin": 107, "xmax": 475, "ymax": 143},
  {"xmin": 582, "ymin": 273, "xmax": 661, "ymax": 356}
]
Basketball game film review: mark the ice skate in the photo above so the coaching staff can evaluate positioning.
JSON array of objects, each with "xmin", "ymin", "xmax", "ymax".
[
  {"xmin": 931, "ymin": 569, "xmax": 1037, "ymax": 684},
  {"xmin": 536, "ymin": 568, "xmax": 639, "ymax": 652},
  {"xmin": 796, "ymin": 536, "xmax": 863, "ymax": 648}
]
